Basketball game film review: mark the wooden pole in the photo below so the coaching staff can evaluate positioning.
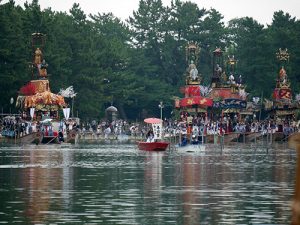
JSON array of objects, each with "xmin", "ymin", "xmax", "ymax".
[
  {"xmin": 288, "ymin": 133, "xmax": 300, "ymax": 225},
  {"xmin": 259, "ymin": 91, "xmax": 263, "ymax": 122}
]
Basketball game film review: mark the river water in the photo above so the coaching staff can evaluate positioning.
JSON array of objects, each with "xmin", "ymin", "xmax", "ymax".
[{"xmin": 0, "ymin": 142, "xmax": 296, "ymax": 224}]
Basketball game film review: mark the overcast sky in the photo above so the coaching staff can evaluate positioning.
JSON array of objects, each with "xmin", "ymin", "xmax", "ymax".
[{"xmin": 2, "ymin": 0, "xmax": 300, "ymax": 25}]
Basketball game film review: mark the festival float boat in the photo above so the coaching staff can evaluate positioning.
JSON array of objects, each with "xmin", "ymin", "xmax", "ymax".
[
  {"xmin": 174, "ymin": 42, "xmax": 213, "ymax": 145},
  {"xmin": 207, "ymin": 48, "xmax": 248, "ymax": 143},
  {"xmin": 264, "ymin": 48, "xmax": 299, "ymax": 142},
  {"xmin": 15, "ymin": 33, "xmax": 74, "ymax": 144},
  {"xmin": 174, "ymin": 44, "xmax": 250, "ymax": 145},
  {"xmin": 137, "ymin": 118, "xmax": 169, "ymax": 151},
  {"xmin": 207, "ymin": 48, "xmax": 247, "ymax": 143}
]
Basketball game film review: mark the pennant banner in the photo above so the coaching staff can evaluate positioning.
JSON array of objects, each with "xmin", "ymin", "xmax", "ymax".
[
  {"xmin": 63, "ymin": 108, "xmax": 70, "ymax": 120},
  {"xmin": 152, "ymin": 123, "xmax": 162, "ymax": 140},
  {"xmin": 30, "ymin": 107, "xmax": 35, "ymax": 119}
]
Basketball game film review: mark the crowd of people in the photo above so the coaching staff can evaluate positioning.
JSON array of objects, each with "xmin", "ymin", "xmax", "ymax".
[
  {"xmin": 163, "ymin": 112, "xmax": 299, "ymax": 139},
  {"xmin": 2, "ymin": 113, "xmax": 299, "ymax": 142},
  {"xmin": 0, "ymin": 116, "xmax": 79, "ymax": 139},
  {"xmin": 79, "ymin": 119, "xmax": 147, "ymax": 139},
  {"xmin": 76, "ymin": 112, "xmax": 299, "ymax": 142},
  {"xmin": 0, "ymin": 116, "xmax": 38, "ymax": 138}
]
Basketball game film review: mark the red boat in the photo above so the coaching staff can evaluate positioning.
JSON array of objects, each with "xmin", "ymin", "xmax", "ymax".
[{"xmin": 137, "ymin": 141, "xmax": 169, "ymax": 151}]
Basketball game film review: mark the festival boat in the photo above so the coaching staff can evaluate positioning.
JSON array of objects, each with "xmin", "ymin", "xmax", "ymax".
[
  {"xmin": 206, "ymin": 48, "xmax": 248, "ymax": 143},
  {"xmin": 174, "ymin": 42, "xmax": 213, "ymax": 145},
  {"xmin": 137, "ymin": 118, "xmax": 169, "ymax": 151},
  {"xmin": 174, "ymin": 44, "xmax": 251, "ymax": 145},
  {"xmin": 264, "ymin": 48, "xmax": 299, "ymax": 142},
  {"xmin": 14, "ymin": 33, "xmax": 76, "ymax": 144},
  {"xmin": 137, "ymin": 141, "xmax": 169, "ymax": 151}
]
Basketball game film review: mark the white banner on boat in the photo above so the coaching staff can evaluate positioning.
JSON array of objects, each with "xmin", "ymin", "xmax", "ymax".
[
  {"xmin": 63, "ymin": 108, "xmax": 70, "ymax": 120},
  {"xmin": 30, "ymin": 107, "xmax": 35, "ymax": 119},
  {"xmin": 152, "ymin": 123, "xmax": 162, "ymax": 140}
]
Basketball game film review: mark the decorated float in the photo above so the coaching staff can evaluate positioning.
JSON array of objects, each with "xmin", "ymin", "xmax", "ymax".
[
  {"xmin": 206, "ymin": 48, "xmax": 248, "ymax": 143},
  {"xmin": 174, "ymin": 42, "xmax": 213, "ymax": 144},
  {"xmin": 210, "ymin": 48, "xmax": 247, "ymax": 118},
  {"xmin": 264, "ymin": 48, "xmax": 299, "ymax": 141},
  {"xmin": 15, "ymin": 33, "xmax": 75, "ymax": 144},
  {"xmin": 174, "ymin": 44, "xmax": 249, "ymax": 144}
]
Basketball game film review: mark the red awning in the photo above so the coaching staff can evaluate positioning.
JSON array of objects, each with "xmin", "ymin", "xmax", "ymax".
[{"xmin": 179, "ymin": 96, "xmax": 213, "ymax": 107}]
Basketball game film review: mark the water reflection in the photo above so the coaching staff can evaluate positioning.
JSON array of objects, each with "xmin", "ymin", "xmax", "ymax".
[
  {"xmin": 0, "ymin": 145, "xmax": 75, "ymax": 224},
  {"xmin": 0, "ymin": 143, "xmax": 296, "ymax": 224},
  {"xmin": 181, "ymin": 155, "xmax": 201, "ymax": 225},
  {"xmin": 24, "ymin": 147, "xmax": 74, "ymax": 224},
  {"xmin": 144, "ymin": 152, "xmax": 163, "ymax": 192}
]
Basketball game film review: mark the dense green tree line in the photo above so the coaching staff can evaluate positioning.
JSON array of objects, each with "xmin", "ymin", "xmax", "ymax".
[{"xmin": 0, "ymin": 0, "xmax": 299, "ymax": 120}]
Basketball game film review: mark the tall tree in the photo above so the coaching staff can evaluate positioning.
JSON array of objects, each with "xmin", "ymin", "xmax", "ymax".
[
  {"xmin": 128, "ymin": 0, "xmax": 167, "ymax": 79},
  {"xmin": 168, "ymin": 0, "xmax": 206, "ymax": 42},
  {"xmin": 0, "ymin": 0, "xmax": 27, "ymax": 112}
]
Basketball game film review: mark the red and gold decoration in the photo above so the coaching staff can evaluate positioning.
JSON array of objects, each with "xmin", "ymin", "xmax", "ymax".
[
  {"xmin": 30, "ymin": 80, "xmax": 50, "ymax": 93},
  {"xmin": 272, "ymin": 49, "xmax": 293, "ymax": 102},
  {"xmin": 24, "ymin": 91, "xmax": 66, "ymax": 109},
  {"xmin": 184, "ymin": 86, "xmax": 200, "ymax": 97},
  {"xmin": 273, "ymin": 88, "xmax": 292, "ymax": 100},
  {"xmin": 266, "ymin": 48, "xmax": 299, "ymax": 117},
  {"xmin": 178, "ymin": 96, "xmax": 213, "ymax": 108},
  {"xmin": 16, "ymin": 33, "xmax": 67, "ymax": 113},
  {"xmin": 210, "ymin": 88, "xmax": 242, "ymax": 100},
  {"xmin": 19, "ymin": 82, "xmax": 36, "ymax": 96}
]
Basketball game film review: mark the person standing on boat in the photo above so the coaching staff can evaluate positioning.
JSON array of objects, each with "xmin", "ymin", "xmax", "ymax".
[
  {"xmin": 58, "ymin": 130, "xmax": 64, "ymax": 142},
  {"xmin": 48, "ymin": 126, "xmax": 54, "ymax": 136},
  {"xmin": 146, "ymin": 129, "xmax": 154, "ymax": 143},
  {"xmin": 229, "ymin": 73, "xmax": 235, "ymax": 84},
  {"xmin": 39, "ymin": 59, "xmax": 48, "ymax": 77},
  {"xmin": 237, "ymin": 75, "xmax": 243, "ymax": 87}
]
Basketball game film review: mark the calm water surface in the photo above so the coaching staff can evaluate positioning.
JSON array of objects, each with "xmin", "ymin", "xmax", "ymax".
[{"xmin": 0, "ymin": 142, "xmax": 296, "ymax": 224}]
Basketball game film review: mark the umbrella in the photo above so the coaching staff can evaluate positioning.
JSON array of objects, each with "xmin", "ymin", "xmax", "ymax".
[{"xmin": 144, "ymin": 118, "xmax": 162, "ymax": 124}]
